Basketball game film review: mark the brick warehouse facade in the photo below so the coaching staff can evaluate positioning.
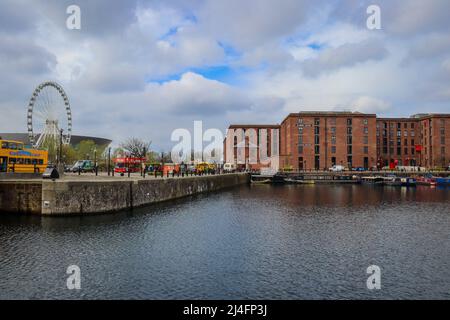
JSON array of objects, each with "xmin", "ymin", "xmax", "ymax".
[
  {"xmin": 224, "ymin": 124, "xmax": 280, "ymax": 171},
  {"xmin": 225, "ymin": 112, "xmax": 450, "ymax": 171}
]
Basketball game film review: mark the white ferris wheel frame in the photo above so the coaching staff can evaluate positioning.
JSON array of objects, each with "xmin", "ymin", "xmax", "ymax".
[{"xmin": 27, "ymin": 81, "xmax": 72, "ymax": 148}]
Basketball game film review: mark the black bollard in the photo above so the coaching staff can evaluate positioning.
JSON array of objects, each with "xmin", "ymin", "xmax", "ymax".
[
  {"xmin": 95, "ymin": 166, "xmax": 98, "ymax": 176},
  {"xmin": 78, "ymin": 166, "xmax": 81, "ymax": 175}
]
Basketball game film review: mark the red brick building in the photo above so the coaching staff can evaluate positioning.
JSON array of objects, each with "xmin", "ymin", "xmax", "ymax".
[
  {"xmin": 280, "ymin": 112, "xmax": 377, "ymax": 170},
  {"xmin": 224, "ymin": 124, "xmax": 280, "ymax": 171},
  {"xmin": 224, "ymin": 112, "xmax": 450, "ymax": 171},
  {"xmin": 415, "ymin": 114, "xmax": 450, "ymax": 168},
  {"xmin": 376, "ymin": 118, "xmax": 420, "ymax": 168}
]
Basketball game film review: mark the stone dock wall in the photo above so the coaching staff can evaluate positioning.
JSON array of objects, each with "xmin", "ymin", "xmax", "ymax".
[{"xmin": 0, "ymin": 173, "xmax": 249, "ymax": 216}]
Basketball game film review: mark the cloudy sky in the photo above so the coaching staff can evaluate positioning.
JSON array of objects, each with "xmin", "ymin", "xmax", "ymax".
[{"xmin": 1, "ymin": 0, "xmax": 449, "ymax": 150}]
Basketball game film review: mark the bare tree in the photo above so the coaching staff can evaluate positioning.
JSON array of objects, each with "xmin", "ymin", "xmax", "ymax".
[{"xmin": 120, "ymin": 138, "xmax": 151, "ymax": 157}]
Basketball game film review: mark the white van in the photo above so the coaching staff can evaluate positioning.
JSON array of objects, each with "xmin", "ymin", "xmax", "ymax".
[
  {"xmin": 329, "ymin": 165, "xmax": 345, "ymax": 172},
  {"xmin": 223, "ymin": 163, "xmax": 236, "ymax": 172}
]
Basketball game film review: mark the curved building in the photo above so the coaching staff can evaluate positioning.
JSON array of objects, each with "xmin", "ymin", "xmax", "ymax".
[{"xmin": 0, "ymin": 133, "xmax": 111, "ymax": 147}]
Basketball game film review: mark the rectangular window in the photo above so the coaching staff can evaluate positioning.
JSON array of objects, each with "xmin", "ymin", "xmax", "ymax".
[
  {"xmin": 404, "ymin": 131, "xmax": 408, "ymax": 137},
  {"xmin": 331, "ymin": 127, "xmax": 336, "ymax": 134},
  {"xmin": 347, "ymin": 136, "xmax": 352, "ymax": 144},
  {"xmin": 442, "ymin": 136, "xmax": 446, "ymax": 145},
  {"xmin": 314, "ymin": 126, "xmax": 320, "ymax": 135},
  {"xmin": 331, "ymin": 146, "xmax": 336, "ymax": 154},
  {"xmin": 347, "ymin": 118, "xmax": 352, "ymax": 126},
  {"xmin": 363, "ymin": 136, "xmax": 368, "ymax": 144},
  {"xmin": 411, "ymin": 123, "xmax": 415, "ymax": 129},
  {"xmin": 411, "ymin": 139, "xmax": 415, "ymax": 146},
  {"xmin": 364, "ymin": 119, "xmax": 368, "ymax": 125},
  {"xmin": 347, "ymin": 127, "xmax": 352, "ymax": 135},
  {"xmin": 404, "ymin": 123, "xmax": 407, "ymax": 129},
  {"xmin": 442, "ymin": 146, "xmax": 446, "ymax": 155},
  {"xmin": 314, "ymin": 135, "xmax": 320, "ymax": 144},
  {"xmin": 397, "ymin": 131, "xmax": 401, "ymax": 137},
  {"xmin": 404, "ymin": 148, "xmax": 408, "ymax": 155},
  {"xmin": 411, "ymin": 148, "xmax": 415, "ymax": 155},
  {"xmin": 298, "ymin": 146, "xmax": 303, "ymax": 154},
  {"xmin": 411, "ymin": 131, "xmax": 415, "ymax": 137},
  {"xmin": 364, "ymin": 127, "xmax": 368, "ymax": 134},
  {"xmin": 331, "ymin": 135, "xmax": 336, "ymax": 144},
  {"xmin": 314, "ymin": 118, "xmax": 320, "ymax": 126},
  {"xmin": 441, "ymin": 127, "xmax": 445, "ymax": 135},
  {"xmin": 404, "ymin": 139, "xmax": 408, "ymax": 146},
  {"xmin": 397, "ymin": 147, "xmax": 401, "ymax": 155},
  {"xmin": 347, "ymin": 145, "xmax": 352, "ymax": 154},
  {"xmin": 363, "ymin": 146, "xmax": 368, "ymax": 154},
  {"xmin": 315, "ymin": 145, "xmax": 320, "ymax": 154}
]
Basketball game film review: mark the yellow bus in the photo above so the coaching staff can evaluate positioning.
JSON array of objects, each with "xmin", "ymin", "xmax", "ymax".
[{"xmin": 0, "ymin": 139, "xmax": 48, "ymax": 173}]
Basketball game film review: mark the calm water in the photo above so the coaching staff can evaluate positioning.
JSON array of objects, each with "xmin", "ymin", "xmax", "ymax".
[{"xmin": 0, "ymin": 184, "xmax": 449, "ymax": 299}]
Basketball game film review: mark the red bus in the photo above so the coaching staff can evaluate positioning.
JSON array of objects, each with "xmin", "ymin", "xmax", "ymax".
[{"xmin": 114, "ymin": 157, "xmax": 146, "ymax": 174}]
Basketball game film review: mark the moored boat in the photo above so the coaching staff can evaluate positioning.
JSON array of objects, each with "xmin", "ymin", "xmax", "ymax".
[
  {"xmin": 250, "ymin": 178, "xmax": 271, "ymax": 184},
  {"xmin": 435, "ymin": 177, "xmax": 450, "ymax": 186},
  {"xmin": 417, "ymin": 176, "xmax": 437, "ymax": 186},
  {"xmin": 400, "ymin": 177, "xmax": 416, "ymax": 187},
  {"xmin": 383, "ymin": 176, "xmax": 402, "ymax": 186},
  {"xmin": 361, "ymin": 176, "xmax": 384, "ymax": 185}
]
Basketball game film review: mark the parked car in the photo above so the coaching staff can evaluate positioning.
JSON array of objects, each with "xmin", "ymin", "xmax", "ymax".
[
  {"xmin": 71, "ymin": 160, "xmax": 95, "ymax": 173},
  {"xmin": 329, "ymin": 165, "xmax": 345, "ymax": 172}
]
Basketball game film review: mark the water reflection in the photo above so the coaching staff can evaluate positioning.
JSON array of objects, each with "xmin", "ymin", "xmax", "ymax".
[{"xmin": 0, "ymin": 185, "xmax": 449, "ymax": 299}]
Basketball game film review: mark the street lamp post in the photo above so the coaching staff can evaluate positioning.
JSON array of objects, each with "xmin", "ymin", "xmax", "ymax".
[
  {"xmin": 142, "ymin": 146, "xmax": 146, "ymax": 177},
  {"xmin": 59, "ymin": 128, "xmax": 63, "ymax": 166},
  {"xmin": 107, "ymin": 147, "xmax": 111, "ymax": 176},
  {"xmin": 94, "ymin": 148, "xmax": 97, "ymax": 176}
]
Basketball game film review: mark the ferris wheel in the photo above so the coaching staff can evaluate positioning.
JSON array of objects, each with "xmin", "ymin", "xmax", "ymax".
[{"xmin": 27, "ymin": 81, "xmax": 72, "ymax": 148}]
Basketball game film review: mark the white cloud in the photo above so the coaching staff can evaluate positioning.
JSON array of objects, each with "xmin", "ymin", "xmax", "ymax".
[
  {"xmin": 301, "ymin": 39, "xmax": 388, "ymax": 77},
  {"xmin": 349, "ymin": 96, "xmax": 391, "ymax": 113}
]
